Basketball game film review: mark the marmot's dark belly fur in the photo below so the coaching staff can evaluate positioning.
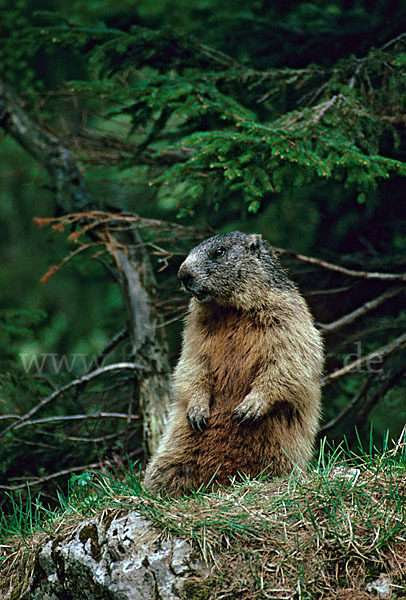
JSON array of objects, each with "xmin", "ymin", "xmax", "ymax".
[{"xmin": 144, "ymin": 232, "xmax": 323, "ymax": 496}]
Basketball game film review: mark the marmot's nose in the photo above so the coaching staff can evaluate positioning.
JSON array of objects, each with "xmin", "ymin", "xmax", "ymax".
[{"xmin": 178, "ymin": 265, "xmax": 193, "ymax": 290}]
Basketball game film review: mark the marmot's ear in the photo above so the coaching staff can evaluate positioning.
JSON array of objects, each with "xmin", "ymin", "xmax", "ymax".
[{"xmin": 247, "ymin": 233, "xmax": 262, "ymax": 254}]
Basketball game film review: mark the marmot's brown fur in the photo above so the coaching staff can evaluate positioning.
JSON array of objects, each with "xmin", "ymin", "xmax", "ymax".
[{"xmin": 144, "ymin": 232, "xmax": 323, "ymax": 496}]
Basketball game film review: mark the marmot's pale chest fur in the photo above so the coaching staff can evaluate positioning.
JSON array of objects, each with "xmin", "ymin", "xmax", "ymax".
[{"xmin": 144, "ymin": 232, "xmax": 323, "ymax": 496}]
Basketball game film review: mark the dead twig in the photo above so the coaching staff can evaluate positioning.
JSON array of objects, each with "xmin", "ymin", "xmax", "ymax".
[
  {"xmin": 319, "ymin": 374, "xmax": 375, "ymax": 434},
  {"xmin": 273, "ymin": 247, "xmax": 406, "ymax": 282},
  {"xmin": 345, "ymin": 365, "xmax": 406, "ymax": 446},
  {"xmin": 10, "ymin": 412, "xmax": 140, "ymax": 432},
  {"xmin": 357, "ymin": 365, "xmax": 406, "ymax": 426},
  {"xmin": 92, "ymin": 329, "xmax": 127, "ymax": 365},
  {"xmin": 318, "ymin": 287, "xmax": 405, "ymax": 333},
  {"xmin": 0, "ymin": 363, "xmax": 146, "ymax": 438},
  {"xmin": 0, "ymin": 448, "xmax": 143, "ymax": 491},
  {"xmin": 380, "ymin": 33, "xmax": 406, "ymax": 51},
  {"xmin": 14, "ymin": 431, "xmax": 121, "ymax": 445},
  {"xmin": 322, "ymin": 332, "xmax": 406, "ymax": 385},
  {"xmin": 72, "ymin": 327, "xmax": 129, "ymax": 401},
  {"xmin": 311, "ymin": 94, "xmax": 339, "ymax": 123}
]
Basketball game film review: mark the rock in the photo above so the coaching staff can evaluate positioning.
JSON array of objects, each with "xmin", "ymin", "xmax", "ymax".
[
  {"xmin": 365, "ymin": 575, "xmax": 392, "ymax": 599},
  {"xmin": 330, "ymin": 466, "xmax": 360, "ymax": 484},
  {"xmin": 24, "ymin": 511, "xmax": 211, "ymax": 600}
]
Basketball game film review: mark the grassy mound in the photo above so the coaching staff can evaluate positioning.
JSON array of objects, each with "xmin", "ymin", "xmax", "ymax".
[{"xmin": 1, "ymin": 436, "xmax": 405, "ymax": 599}]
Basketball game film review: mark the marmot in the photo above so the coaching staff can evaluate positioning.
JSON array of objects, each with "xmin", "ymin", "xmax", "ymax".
[{"xmin": 144, "ymin": 231, "xmax": 323, "ymax": 496}]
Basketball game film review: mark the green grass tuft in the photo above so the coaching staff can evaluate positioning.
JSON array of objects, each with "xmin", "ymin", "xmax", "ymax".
[{"xmin": 1, "ymin": 432, "xmax": 406, "ymax": 599}]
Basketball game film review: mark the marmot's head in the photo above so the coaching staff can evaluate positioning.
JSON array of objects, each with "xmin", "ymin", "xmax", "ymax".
[{"xmin": 178, "ymin": 231, "xmax": 291, "ymax": 310}]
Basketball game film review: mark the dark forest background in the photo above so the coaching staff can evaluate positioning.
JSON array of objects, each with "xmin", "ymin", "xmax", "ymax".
[{"xmin": 0, "ymin": 0, "xmax": 405, "ymax": 510}]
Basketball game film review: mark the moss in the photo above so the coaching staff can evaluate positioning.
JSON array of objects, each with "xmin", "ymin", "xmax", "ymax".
[
  {"xmin": 78, "ymin": 524, "xmax": 102, "ymax": 562},
  {"xmin": 51, "ymin": 539, "xmax": 66, "ymax": 580},
  {"xmin": 181, "ymin": 577, "xmax": 216, "ymax": 600}
]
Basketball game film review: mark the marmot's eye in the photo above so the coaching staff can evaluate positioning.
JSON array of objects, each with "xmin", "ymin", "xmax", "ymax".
[{"xmin": 213, "ymin": 247, "xmax": 225, "ymax": 259}]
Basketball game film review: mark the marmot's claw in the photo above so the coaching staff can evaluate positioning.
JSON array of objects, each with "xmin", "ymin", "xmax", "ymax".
[
  {"xmin": 231, "ymin": 411, "xmax": 241, "ymax": 423},
  {"xmin": 186, "ymin": 408, "xmax": 209, "ymax": 432},
  {"xmin": 232, "ymin": 406, "xmax": 260, "ymax": 425},
  {"xmin": 240, "ymin": 414, "xmax": 255, "ymax": 425}
]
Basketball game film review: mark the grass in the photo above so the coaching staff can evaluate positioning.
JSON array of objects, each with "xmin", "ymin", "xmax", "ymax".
[{"xmin": 1, "ymin": 431, "xmax": 406, "ymax": 599}]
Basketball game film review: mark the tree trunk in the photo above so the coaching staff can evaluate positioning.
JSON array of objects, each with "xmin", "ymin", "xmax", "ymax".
[
  {"xmin": 0, "ymin": 79, "xmax": 171, "ymax": 455},
  {"xmin": 114, "ymin": 241, "xmax": 171, "ymax": 454}
]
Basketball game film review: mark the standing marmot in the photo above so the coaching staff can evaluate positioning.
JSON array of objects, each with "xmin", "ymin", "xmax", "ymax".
[{"xmin": 144, "ymin": 231, "xmax": 323, "ymax": 496}]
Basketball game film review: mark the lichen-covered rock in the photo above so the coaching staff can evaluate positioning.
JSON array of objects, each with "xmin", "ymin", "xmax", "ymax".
[{"xmin": 24, "ymin": 511, "xmax": 211, "ymax": 600}]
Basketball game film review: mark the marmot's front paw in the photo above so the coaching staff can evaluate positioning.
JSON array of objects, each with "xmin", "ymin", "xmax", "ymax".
[
  {"xmin": 186, "ymin": 404, "xmax": 209, "ymax": 432},
  {"xmin": 232, "ymin": 394, "xmax": 266, "ymax": 425}
]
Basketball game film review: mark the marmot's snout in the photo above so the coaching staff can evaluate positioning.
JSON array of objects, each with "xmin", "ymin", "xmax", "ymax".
[
  {"xmin": 178, "ymin": 260, "xmax": 211, "ymax": 302},
  {"xmin": 178, "ymin": 263, "xmax": 192, "ymax": 289}
]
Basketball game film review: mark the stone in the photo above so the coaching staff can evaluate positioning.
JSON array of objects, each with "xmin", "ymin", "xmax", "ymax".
[{"xmin": 24, "ymin": 511, "xmax": 211, "ymax": 600}]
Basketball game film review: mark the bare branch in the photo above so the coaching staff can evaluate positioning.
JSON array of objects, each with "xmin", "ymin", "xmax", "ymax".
[
  {"xmin": 39, "ymin": 429, "xmax": 126, "ymax": 444},
  {"xmin": 0, "ymin": 363, "xmax": 145, "ymax": 438},
  {"xmin": 348, "ymin": 62, "xmax": 364, "ymax": 89},
  {"xmin": 301, "ymin": 82, "xmax": 328, "ymax": 108},
  {"xmin": 157, "ymin": 310, "xmax": 186, "ymax": 328},
  {"xmin": 0, "ymin": 81, "xmax": 176, "ymax": 453},
  {"xmin": 49, "ymin": 432, "xmax": 121, "ymax": 443},
  {"xmin": 273, "ymin": 247, "xmax": 406, "ymax": 282},
  {"xmin": 11, "ymin": 412, "xmax": 140, "ymax": 432},
  {"xmin": 0, "ymin": 448, "xmax": 143, "ymax": 491},
  {"xmin": 0, "ymin": 465, "xmax": 100, "ymax": 491},
  {"xmin": 311, "ymin": 95, "xmax": 339, "ymax": 123},
  {"xmin": 0, "ymin": 80, "xmax": 93, "ymax": 211},
  {"xmin": 321, "ymin": 361, "xmax": 406, "ymax": 439},
  {"xmin": 322, "ymin": 332, "xmax": 406, "ymax": 386},
  {"xmin": 72, "ymin": 327, "xmax": 129, "ymax": 401},
  {"xmin": 344, "ymin": 365, "xmax": 406, "ymax": 447},
  {"xmin": 91, "ymin": 328, "xmax": 129, "ymax": 369},
  {"xmin": 318, "ymin": 287, "xmax": 405, "ymax": 333},
  {"xmin": 305, "ymin": 285, "xmax": 354, "ymax": 296},
  {"xmin": 319, "ymin": 374, "xmax": 375, "ymax": 435},
  {"xmin": 65, "ymin": 129, "xmax": 194, "ymax": 166},
  {"xmin": 380, "ymin": 33, "xmax": 406, "ymax": 51},
  {"xmin": 7, "ymin": 432, "xmax": 122, "ymax": 448},
  {"xmin": 355, "ymin": 366, "xmax": 406, "ymax": 428}
]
